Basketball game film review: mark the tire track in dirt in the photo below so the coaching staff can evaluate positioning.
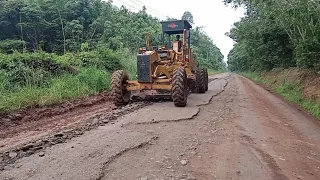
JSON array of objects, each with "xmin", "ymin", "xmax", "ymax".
[
  {"xmin": 99, "ymin": 73, "xmax": 320, "ymax": 180},
  {"xmin": 0, "ymin": 74, "xmax": 228, "ymax": 175},
  {"xmin": 236, "ymin": 75, "xmax": 320, "ymax": 180},
  {"xmin": 96, "ymin": 75, "xmax": 230, "ymax": 180},
  {"xmin": 95, "ymin": 136, "xmax": 159, "ymax": 180},
  {"xmin": 97, "ymin": 75, "xmax": 231, "ymax": 180},
  {"xmin": 0, "ymin": 74, "xmax": 230, "ymax": 179},
  {"xmin": 0, "ymin": 101, "xmax": 150, "ymax": 170}
]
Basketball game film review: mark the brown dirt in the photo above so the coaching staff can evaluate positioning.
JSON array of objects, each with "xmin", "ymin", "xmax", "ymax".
[
  {"xmin": 0, "ymin": 91, "xmax": 110, "ymax": 131},
  {"xmin": 101, "ymin": 74, "xmax": 320, "ymax": 180},
  {"xmin": 0, "ymin": 88, "xmax": 152, "ymax": 169},
  {"xmin": 0, "ymin": 91, "xmax": 116, "ymax": 153},
  {"xmin": 263, "ymin": 67, "xmax": 320, "ymax": 102}
]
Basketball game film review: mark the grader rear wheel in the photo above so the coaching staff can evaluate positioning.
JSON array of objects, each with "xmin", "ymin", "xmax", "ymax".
[
  {"xmin": 172, "ymin": 67, "xmax": 188, "ymax": 107},
  {"xmin": 111, "ymin": 70, "xmax": 131, "ymax": 106},
  {"xmin": 204, "ymin": 68, "xmax": 209, "ymax": 91},
  {"xmin": 196, "ymin": 68, "xmax": 206, "ymax": 93}
]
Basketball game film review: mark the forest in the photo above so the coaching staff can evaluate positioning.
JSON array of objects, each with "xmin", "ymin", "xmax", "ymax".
[
  {"xmin": 224, "ymin": 0, "xmax": 320, "ymax": 72},
  {"xmin": 0, "ymin": 0, "xmax": 225, "ymax": 111}
]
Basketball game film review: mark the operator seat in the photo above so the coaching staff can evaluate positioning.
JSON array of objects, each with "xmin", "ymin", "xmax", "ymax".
[
  {"xmin": 172, "ymin": 41, "xmax": 182, "ymax": 52},
  {"xmin": 172, "ymin": 41, "xmax": 183, "ymax": 61}
]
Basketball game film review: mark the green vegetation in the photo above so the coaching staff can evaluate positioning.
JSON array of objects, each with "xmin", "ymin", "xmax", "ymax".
[
  {"xmin": 207, "ymin": 69, "xmax": 223, "ymax": 75},
  {"xmin": 244, "ymin": 72, "xmax": 270, "ymax": 85},
  {"xmin": 224, "ymin": 0, "xmax": 320, "ymax": 120},
  {"xmin": 224, "ymin": 0, "xmax": 320, "ymax": 72},
  {"xmin": 1, "ymin": 70, "xmax": 111, "ymax": 111},
  {"xmin": 276, "ymin": 83, "xmax": 320, "ymax": 119},
  {"xmin": 243, "ymin": 72, "xmax": 320, "ymax": 119},
  {"xmin": 0, "ymin": 50, "xmax": 127, "ymax": 111},
  {"xmin": 0, "ymin": 0, "xmax": 225, "ymax": 111}
]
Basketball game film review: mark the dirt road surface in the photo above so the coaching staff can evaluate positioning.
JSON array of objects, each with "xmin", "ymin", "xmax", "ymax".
[{"xmin": 1, "ymin": 73, "xmax": 320, "ymax": 180}]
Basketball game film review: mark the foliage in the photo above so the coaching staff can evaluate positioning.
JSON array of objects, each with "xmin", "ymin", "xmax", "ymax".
[
  {"xmin": 0, "ymin": 68, "xmax": 111, "ymax": 111},
  {"xmin": 0, "ymin": 40, "xmax": 26, "ymax": 53},
  {"xmin": 207, "ymin": 69, "xmax": 223, "ymax": 75},
  {"xmin": 225, "ymin": 0, "xmax": 320, "ymax": 72},
  {"xmin": 0, "ymin": 52, "xmax": 73, "ymax": 87},
  {"xmin": 0, "ymin": 0, "xmax": 225, "ymax": 111},
  {"xmin": 0, "ymin": 49, "xmax": 133, "ymax": 111},
  {"xmin": 0, "ymin": 0, "xmax": 162, "ymax": 53},
  {"xmin": 0, "ymin": 0, "xmax": 223, "ymax": 69},
  {"xmin": 0, "ymin": 49, "xmax": 121, "ymax": 88},
  {"xmin": 181, "ymin": 11, "xmax": 194, "ymax": 24},
  {"xmin": 190, "ymin": 27, "xmax": 225, "ymax": 70}
]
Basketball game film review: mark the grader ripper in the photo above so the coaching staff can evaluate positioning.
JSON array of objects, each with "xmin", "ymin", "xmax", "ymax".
[{"xmin": 110, "ymin": 20, "xmax": 208, "ymax": 107}]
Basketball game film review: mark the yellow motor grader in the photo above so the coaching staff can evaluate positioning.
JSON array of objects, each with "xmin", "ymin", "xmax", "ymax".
[{"xmin": 110, "ymin": 20, "xmax": 208, "ymax": 107}]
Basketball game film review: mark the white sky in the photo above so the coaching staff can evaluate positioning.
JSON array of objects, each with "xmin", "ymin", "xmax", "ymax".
[{"xmin": 112, "ymin": 0, "xmax": 245, "ymax": 62}]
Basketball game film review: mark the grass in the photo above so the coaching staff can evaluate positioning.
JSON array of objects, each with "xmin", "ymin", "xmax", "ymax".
[
  {"xmin": 0, "ymin": 49, "xmax": 137, "ymax": 112},
  {"xmin": 244, "ymin": 71, "xmax": 270, "ymax": 84},
  {"xmin": 208, "ymin": 69, "xmax": 224, "ymax": 75},
  {"xmin": 0, "ymin": 67, "xmax": 111, "ymax": 111},
  {"xmin": 276, "ymin": 82, "xmax": 320, "ymax": 119},
  {"xmin": 243, "ymin": 72, "xmax": 320, "ymax": 120},
  {"xmin": 119, "ymin": 53, "xmax": 137, "ymax": 79}
]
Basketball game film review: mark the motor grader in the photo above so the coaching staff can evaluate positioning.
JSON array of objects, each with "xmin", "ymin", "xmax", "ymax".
[{"xmin": 110, "ymin": 20, "xmax": 208, "ymax": 107}]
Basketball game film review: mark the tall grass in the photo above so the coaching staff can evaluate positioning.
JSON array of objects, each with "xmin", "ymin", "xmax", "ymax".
[
  {"xmin": 207, "ymin": 69, "xmax": 223, "ymax": 75},
  {"xmin": 119, "ymin": 52, "xmax": 137, "ymax": 79},
  {"xmin": 0, "ymin": 68, "xmax": 111, "ymax": 111},
  {"xmin": 244, "ymin": 71, "xmax": 271, "ymax": 85},
  {"xmin": 0, "ymin": 49, "xmax": 137, "ymax": 112}
]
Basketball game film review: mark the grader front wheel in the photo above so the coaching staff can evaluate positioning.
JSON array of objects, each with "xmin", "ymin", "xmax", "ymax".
[
  {"xmin": 111, "ymin": 70, "xmax": 131, "ymax": 106},
  {"xmin": 172, "ymin": 67, "xmax": 188, "ymax": 107}
]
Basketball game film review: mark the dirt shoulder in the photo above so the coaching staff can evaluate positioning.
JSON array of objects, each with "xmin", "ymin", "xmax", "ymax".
[
  {"xmin": 0, "ymin": 97, "xmax": 150, "ymax": 169},
  {"xmin": 0, "ymin": 91, "xmax": 110, "ymax": 136},
  {"xmin": 263, "ymin": 68, "xmax": 320, "ymax": 102}
]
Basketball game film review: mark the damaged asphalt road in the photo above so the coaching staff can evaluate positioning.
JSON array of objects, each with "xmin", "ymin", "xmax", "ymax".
[{"xmin": 1, "ymin": 73, "xmax": 320, "ymax": 180}]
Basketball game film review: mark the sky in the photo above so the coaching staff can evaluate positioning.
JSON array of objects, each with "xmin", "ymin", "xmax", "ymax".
[{"xmin": 112, "ymin": 0, "xmax": 245, "ymax": 62}]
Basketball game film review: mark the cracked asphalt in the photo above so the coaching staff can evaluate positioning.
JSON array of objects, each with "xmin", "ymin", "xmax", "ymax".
[{"xmin": 1, "ymin": 73, "xmax": 320, "ymax": 180}]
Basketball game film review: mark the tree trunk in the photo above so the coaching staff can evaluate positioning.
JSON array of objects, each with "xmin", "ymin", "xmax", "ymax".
[{"xmin": 57, "ymin": 9, "xmax": 66, "ymax": 54}]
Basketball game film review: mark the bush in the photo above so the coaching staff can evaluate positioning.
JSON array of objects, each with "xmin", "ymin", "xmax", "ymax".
[
  {"xmin": 0, "ymin": 48, "xmax": 136, "ymax": 111},
  {"xmin": 295, "ymin": 38, "xmax": 320, "ymax": 71},
  {"xmin": 0, "ymin": 39, "xmax": 25, "ymax": 54},
  {"xmin": 0, "ymin": 52, "xmax": 74, "ymax": 87},
  {"xmin": 0, "ymin": 68, "xmax": 111, "ymax": 111},
  {"xmin": 58, "ymin": 48, "xmax": 123, "ymax": 72}
]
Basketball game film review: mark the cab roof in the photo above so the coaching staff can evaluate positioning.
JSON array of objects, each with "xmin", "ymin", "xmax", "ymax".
[{"xmin": 160, "ymin": 20, "xmax": 192, "ymax": 35}]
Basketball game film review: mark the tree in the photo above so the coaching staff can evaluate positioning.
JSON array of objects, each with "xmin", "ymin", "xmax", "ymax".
[
  {"xmin": 224, "ymin": 0, "xmax": 320, "ymax": 72},
  {"xmin": 142, "ymin": 5, "xmax": 146, "ymax": 12},
  {"xmin": 0, "ymin": 0, "xmax": 224, "ymax": 71},
  {"xmin": 181, "ymin": 11, "xmax": 194, "ymax": 24}
]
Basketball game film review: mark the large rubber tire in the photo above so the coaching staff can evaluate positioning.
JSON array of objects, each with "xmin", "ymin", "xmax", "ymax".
[
  {"xmin": 171, "ymin": 67, "xmax": 188, "ymax": 107},
  {"xmin": 196, "ymin": 68, "xmax": 206, "ymax": 93},
  {"xmin": 204, "ymin": 68, "xmax": 209, "ymax": 91},
  {"xmin": 110, "ymin": 70, "xmax": 131, "ymax": 106}
]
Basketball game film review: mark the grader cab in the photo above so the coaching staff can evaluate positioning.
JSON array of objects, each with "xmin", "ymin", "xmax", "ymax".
[{"xmin": 110, "ymin": 20, "xmax": 208, "ymax": 107}]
